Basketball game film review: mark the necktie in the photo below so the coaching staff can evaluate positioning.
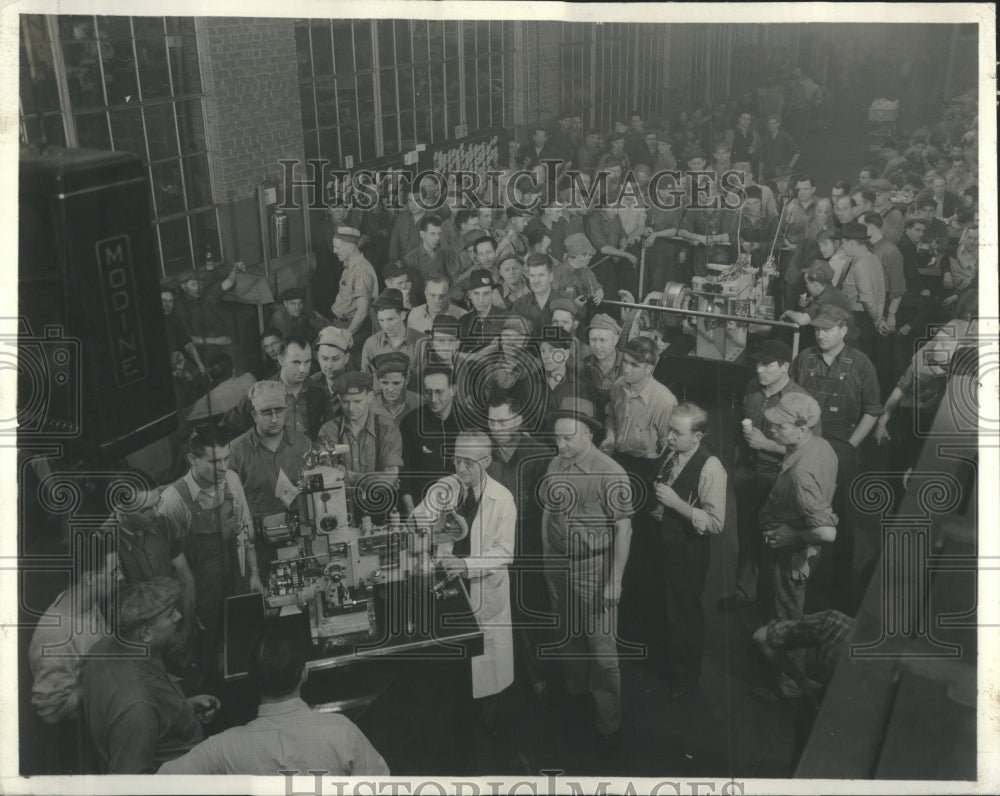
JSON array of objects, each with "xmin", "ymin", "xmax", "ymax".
[{"xmin": 658, "ymin": 452, "xmax": 678, "ymax": 485}]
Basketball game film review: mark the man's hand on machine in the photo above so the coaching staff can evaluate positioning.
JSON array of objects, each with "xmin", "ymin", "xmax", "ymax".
[{"xmin": 437, "ymin": 556, "xmax": 468, "ymax": 580}]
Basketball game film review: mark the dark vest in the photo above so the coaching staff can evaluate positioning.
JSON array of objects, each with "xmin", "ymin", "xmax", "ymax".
[{"xmin": 657, "ymin": 444, "xmax": 712, "ymax": 537}]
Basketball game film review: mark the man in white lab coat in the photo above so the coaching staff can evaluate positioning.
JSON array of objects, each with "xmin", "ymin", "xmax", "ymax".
[{"xmin": 412, "ymin": 432, "xmax": 515, "ymax": 764}]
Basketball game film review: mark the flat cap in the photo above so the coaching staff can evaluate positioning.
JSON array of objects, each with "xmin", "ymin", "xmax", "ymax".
[
  {"xmin": 466, "ymin": 269, "xmax": 496, "ymax": 291},
  {"xmin": 773, "ymin": 165, "xmax": 793, "ymax": 179},
  {"xmin": 333, "ymin": 226, "xmax": 361, "ymax": 243},
  {"xmin": 431, "ymin": 313, "xmax": 461, "ymax": 336},
  {"xmin": 505, "ymin": 206, "xmax": 534, "ymax": 219},
  {"xmin": 870, "ymin": 178, "xmax": 894, "ymax": 193},
  {"xmin": 118, "ymin": 577, "xmax": 182, "ymax": 631},
  {"xmin": 748, "ymin": 340, "xmax": 793, "ymax": 364},
  {"xmin": 764, "ymin": 391, "xmax": 822, "ymax": 428},
  {"xmin": 587, "ymin": 313, "xmax": 622, "ymax": 337},
  {"xmin": 549, "ymin": 297, "xmax": 580, "ymax": 318},
  {"xmin": 178, "ymin": 270, "xmax": 203, "ymax": 283},
  {"xmin": 803, "ymin": 260, "xmax": 835, "ymax": 285},
  {"xmin": 316, "ymin": 325, "xmax": 353, "ymax": 351},
  {"xmin": 620, "ymin": 336, "xmax": 659, "ymax": 364},
  {"xmin": 279, "ymin": 287, "xmax": 306, "ymax": 302},
  {"xmin": 373, "ymin": 288, "xmax": 406, "ymax": 312},
  {"xmin": 811, "ymin": 304, "xmax": 855, "ymax": 329},
  {"xmin": 249, "ymin": 380, "xmax": 287, "ymax": 411},
  {"xmin": 373, "ymin": 351, "xmax": 411, "ymax": 377},
  {"xmin": 564, "ymin": 233, "xmax": 596, "ymax": 257},
  {"xmin": 333, "ymin": 370, "xmax": 373, "ymax": 396}
]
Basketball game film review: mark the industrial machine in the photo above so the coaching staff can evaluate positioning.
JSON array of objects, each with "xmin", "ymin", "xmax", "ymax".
[
  {"xmin": 257, "ymin": 450, "xmax": 469, "ymax": 651},
  {"xmin": 626, "ymin": 253, "xmax": 781, "ymax": 361}
]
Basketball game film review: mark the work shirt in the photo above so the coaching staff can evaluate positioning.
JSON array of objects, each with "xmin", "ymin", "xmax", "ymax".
[
  {"xmin": 765, "ymin": 609, "xmax": 854, "ymax": 681},
  {"xmin": 162, "ymin": 311, "xmax": 192, "ymax": 356},
  {"xmin": 492, "ymin": 279, "xmax": 532, "ymax": 311},
  {"xmin": 791, "ymin": 345, "xmax": 882, "ymax": 444},
  {"xmin": 459, "ymin": 309, "xmax": 506, "ymax": 347},
  {"xmin": 581, "ymin": 351, "xmax": 624, "ymax": 408},
  {"xmin": 511, "ymin": 290, "xmax": 555, "ymax": 336},
  {"xmin": 372, "ymin": 389, "xmax": 422, "ymax": 424},
  {"xmin": 403, "ymin": 244, "xmax": 460, "ymax": 285},
  {"xmin": 174, "ymin": 294, "xmax": 229, "ymax": 340},
  {"xmin": 407, "ymin": 302, "xmax": 467, "ymax": 335},
  {"xmin": 111, "ymin": 510, "xmax": 184, "ymax": 584},
  {"xmin": 229, "ymin": 426, "xmax": 312, "ymax": 517},
  {"xmin": 399, "ymin": 405, "xmax": 464, "ymax": 505},
  {"xmin": 738, "ymin": 377, "xmax": 821, "ymax": 471},
  {"xmin": 158, "ymin": 697, "xmax": 388, "ymax": 775},
  {"xmin": 552, "ymin": 259, "xmax": 602, "ymax": 302},
  {"xmin": 316, "ymin": 411, "xmax": 404, "ymax": 482},
  {"xmin": 488, "ymin": 432, "xmax": 555, "ymax": 534},
  {"xmin": 83, "ymin": 637, "xmax": 203, "ymax": 773},
  {"xmin": 839, "ymin": 250, "xmax": 886, "ymax": 323},
  {"xmin": 606, "ymin": 377, "xmax": 677, "ymax": 459},
  {"xmin": 649, "ymin": 445, "xmax": 727, "ymax": 534},
  {"xmin": 360, "ymin": 328, "xmax": 426, "ymax": 385},
  {"xmin": 876, "ymin": 205, "xmax": 905, "ymax": 245},
  {"xmin": 761, "ymin": 129, "xmax": 799, "ymax": 169},
  {"xmin": 330, "ymin": 249, "xmax": 378, "ymax": 321},
  {"xmin": 541, "ymin": 445, "xmax": 633, "ymax": 558},
  {"xmin": 871, "ymin": 237, "xmax": 906, "ymax": 304},
  {"xmin": 585, "ymin": 212, "xmax": 626, "ymax": 254},
  {"xmin": 157, "ymin": 469, "xmax": 253, "ymax": 546},
  {"xmin": 29, "ymin": 592, "xmax": 112, "ymax": 723},
  {"xmin": 269, "ymin": 307, "xmax": 328, "ymax": 341},
  {"xmin": 388, "ymin": 210, "xmax": 423, "ymax": 263},
  {"xmin": 758, "ymin": 434, "xmax": 838, "ymax": 532}
]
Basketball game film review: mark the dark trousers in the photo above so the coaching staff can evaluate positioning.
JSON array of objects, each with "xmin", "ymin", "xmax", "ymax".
[
  {"xmin": 732, "ymin": 466, "xmax": 780, "ymax": 602},
  {"xmin": 662, "ymin": 530, "xmax": 711, "ymax": 687},
  {"xmin": 509, "ymin": 550, "xmax": 552, "ymax": 689},
  {"xmin": 824, "ymin": 437, "xmax": 862, "ymax": 614},
  {"xmin": 852, "ymin": 311, "xmax": 878, "ymax": 364}
]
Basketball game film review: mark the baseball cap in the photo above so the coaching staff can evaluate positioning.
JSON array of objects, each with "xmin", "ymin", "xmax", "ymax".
[
  {"xmin": 763, "ymin": 392, "xmax": 822, "ymax": 428},
  {"xmin": 466, "ymin": 269, "xmax": 496, "ymax": 291},
  {"xmin": 315, "ymin": 326, "xmax": 353, "ymax": 352},
  {"xmin": 333, "ymin": 371, "xmax": 373, "ymax": 396},
  {"xmin": 249, "ymin": 380, "xmax": 287, "ymax": 411},
  {"xmin": 748, "ymin": 340, "xmax": 793, "ymax": 364},
  {"xmin": 587, "ymin": 314, "xmax": 622, "ymax": 337},
  {"xmin": 564, "ymin": 233, "xmax": 596, "ymax": 257}
]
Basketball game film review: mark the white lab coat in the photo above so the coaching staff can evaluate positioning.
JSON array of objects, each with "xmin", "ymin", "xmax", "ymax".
[{"xmin": 425, "ymin": 475, "xmax": 515, "ymax": 699}]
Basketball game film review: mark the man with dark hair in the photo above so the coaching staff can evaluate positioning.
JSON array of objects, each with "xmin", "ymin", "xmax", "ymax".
[
  {"xmin": 157, "ymin": 426, "xmax": 259, "ymax": 685},
  {"xmin": 360, "ymin": 289, "xmax": 426, "ymax": 387},
  {"xmin": 258, "ymin": 330, "xmax": 283, "ymax": 380},
  {"xmin": 159, "ymin": 629, "xmax": 389, "ymax": 774},
  {"xmin": 83, "ymin": 577, "xmax": 219, "ymax": 773},
  {"xmin": 791, "ymin": 305, "xmax": 881, "ymax": 614},
  {"xmin": 408, "ymin": 275, "xmax": 467, "ymax": 335},
  {"xmin": 404, "ymin": 214, "xmax": 459, "ymax": 285},
  {"xmin": 861, "ymin": 210, "xmax": 906, "ymax": 395},
  {"xmin": 838, "ymin": 222, "xmax": 885, "ymax": 361},
  {"xmin": 760, "ymin": 116, "xmax": 799, "ymax": 183},
  {"xmin": 161, "ymin": 285, "xmax": 207, "ymax": 378},
  {"xmin": 495, "ymin": 207, "xmax": 532, "ymax": 263},
  {"xmin": 486, "ymin": 391, "xmax": 556, "ymax": 701},
  {"xmin": 870, "ymin": 179, "xmax": 905, "ymax": 244},
  {"xmin": 399, "ymin": 366, "xmax": 465, "ymax": 514},
  {"xmin": 220, "ymin": 336, "xmax": 329, "ymax": 441},
  {"xmin": 459, "ymin": 270, "xmax": 506, "ymax": 349},
  {"xmin": 727, "ymin": 111, "xmax": 761, "ymax": 168},
  {"xmin": 269, "ymin": 287, "xmax": 329, "ymax": 341},
  {"xmin": 512, "ymin": 253, "xmax": 557, "ymax": 335},
  {"xmin": 648, "ymin": 402, "xmax": 727, "ymax": 699},
  {"xmin": 719, "ymin": 340, "xmax": 816, "ymax": 612},
  {"xmin": 371, "ymin": 352, "xmax": 422, "ymax": 423}
]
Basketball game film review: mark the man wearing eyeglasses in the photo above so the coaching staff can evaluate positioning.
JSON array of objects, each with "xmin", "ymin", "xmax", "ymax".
[
  {"xmin": 399, "ymin": 366, "xmax": 466, "ymax": 516},
  {"xmin": 229, "ymin": 380, "xmax": 312, "ymax": 523},
  {"xmin": 427, "ymin": 432, "xmax": 516, "ymax": 765}
]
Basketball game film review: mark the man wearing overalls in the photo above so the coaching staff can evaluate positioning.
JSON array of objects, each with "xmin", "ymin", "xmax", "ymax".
[
  {"xmin": 790, "ymin": 305, "xmax": 882, "ymax": 613},
  {"xmin": 158, "ymin": 425, "xmax": 260, "ymax": 688}
]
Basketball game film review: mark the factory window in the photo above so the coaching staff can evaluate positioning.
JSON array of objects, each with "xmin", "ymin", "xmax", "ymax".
[
  {"xmin": 560, "ymin": 23, "xmax": 670, "ymax": 131},
  {"xmin": 19, "ymin": 15, "xmax": 218, "ymax": 279},
  {"xmin": 297, "ymin": 19, "xmax": 513, "ymax": 167}
]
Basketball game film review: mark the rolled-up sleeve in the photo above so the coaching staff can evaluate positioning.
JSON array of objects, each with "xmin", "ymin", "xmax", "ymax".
[
  {"xmin": 794, "ymin": 462, "xmax": 838, "ymax": 529},
  {"xmin": 692, "ymin": 456, "xmax": 728, "ymax": 535},
  {"xmin": 856, "ymin": 355, "xmax": 884, "ymax": 417}
]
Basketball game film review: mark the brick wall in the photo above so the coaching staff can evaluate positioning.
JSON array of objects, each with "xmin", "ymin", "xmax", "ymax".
[{"xmin": 197, "ymin": 17, "xmax": 305, "ymax": 200}]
